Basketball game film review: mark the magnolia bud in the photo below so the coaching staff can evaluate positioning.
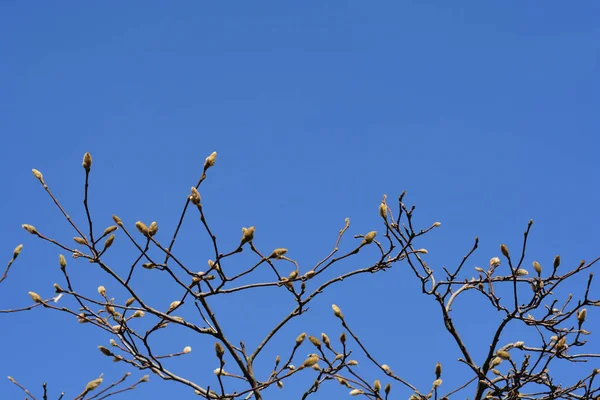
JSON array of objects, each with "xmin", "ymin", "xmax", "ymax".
[
  {"xmin": 204, "ymin": 151, "xmax": 217, "ymax": 169},
  {"xmin": 241, "ymin": 226, "xmax": 255, "ymax": 244},
  {"xmin": 74, "ymin": 237, "xmax": 87, "ymax": 245},
  {"xmin": 12, "ymin": 244, "xmax": 23, "ymax": 259},
  {"xmin": 303, "ymin": 354, "xmax": 319, "ymax": 368},
  {"xmin": 373, "ymin": 379, "xmax": 381, "ymax": 392},
  {"xmin": 189, "ymin": 187, "xmax": 201, "ymax": 205},
  {"xmin": 554, "ymin": 255, "xmax": 561, "ymax": 268},
  {"xmin": 577, "ymin": 308, "xmax": 587, "ymax": 323},
  {"xmin": 515, "ymin": 269, "xmax": 529, "ymax": 276},
  {"xmin": 533, "ymin": 261, "xmax": 542, "ymax": 275},
  {"xmin": 29, "ymin": 291, "xmax": 42, "ymax": 303},
  {"xmin": 148, "ymin": 221, "xmax": 158, "ymax": 236},
  {"xmin": 295, "ymin": 332, "xmax": 306, "ymax": 345},
  {"xmin": 97, "ymin": 286, "xmax": 106, "ymax": 296},
  {"xmin": 104, "ymin": 234, "xmax": 115, "ymax": 249},
  {"xmin": 112, "ymin": 215, "xmax": 123, "ymax": 227},
  {"xmin": 85, "ymin": 376, "xmax": 103, "ymax": 392},
  {"xmin": 183, "ymin": 346, "xmax": 192, "ymax": 354},
  {"xmin": 82, "ymin": 152, "xmax": 92, "ymax": 171},
  {"xmin": 168, "ymin": 301, "xmax": 181, "ymax": 312},
  {"xmin": 308, "ymin": 335, "xmax": 321, "ymax": 347},
  {"xmin": 379, "ymin": 202, "xmax": 387, "ymax": 219},
  {"xmin": 433, "ymin": 379, "xmax": 442, "ymax": 388},
  {"xmin": 22, "ymin": 224, "xmax": 38, "ymax": 235},
  {"xmin": 215, "ymin": 342, "xmax": 225, "ymax": 359},
  {"xmin": 496, "ymin": 350, "xmax": 510, "ymax": 360},
  {"xmin": 59, "ymin": 254, "xmax": 67, "ymax": 269},
  {"xmin": 500, "ymin": 244, "xmax": 509, "ymax": 258},
  {"xmin": 332, "ymin": 304, "xmax": 344, "ymax": 319},
  {"xmin": 490, "ymin": 257, "xmax": 501, "ymax": 268},
  {"xmin": 361, "ymin": 231, "xmax": 377, "ymax": 245},
  {"xmin": 269, "ymin": 248, "xmax": 288, "ymax": 259},
  {"xmin": 135, "ymin": 221, "xmax": 149, "ymax": 236},
  {"xmin": 435, "ymin": 362, "xmax": 442, "ymax": 378},
  {"xmin": 32, "ymin": 169, "xmax": 44, "ymax": 182}
]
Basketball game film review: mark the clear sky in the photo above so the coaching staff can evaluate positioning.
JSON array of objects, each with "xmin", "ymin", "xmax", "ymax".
[{"xmin": 1, "ymin": 2, "xmax": 599, "ymax": 399}]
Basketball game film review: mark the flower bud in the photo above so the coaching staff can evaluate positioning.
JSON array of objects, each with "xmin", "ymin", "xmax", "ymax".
[
  {"xmin": 241, "ymin": 226, "xmax": 255, "ymax": 245},
  {"xmin": 435, "ymin": 362, "xmax": 442, "ymax": 379},
  {"xmin": 303, "ymin": 354, "xmax": 319, "ymax": 368},
  {"xmin": 433, "ymin": 379, "xmax": 442, "ymax": 388},
  {"xmin": 97, "ymin": 286, "xmax": 106, "ymax": 296},
  {"xmin": 73, "ymin": 237, "xmax": 87, "ymax": 245},
  {"xmin": 215, "ymin": 342, "xmax": 225, "ymax": 359},
  {"xmin": 379, "ymin": 202, "xmax": 387, "ymax": 220},
  {"xmin": 132, "ymin": 310, "xmax": 145, "ymax": 318},
  {"xmin": 13, "ymin": 244, "xmax": 23, "ymax": 259},
  {"xmin": 500, "ymin": 244, "xmax": 509, "ymax": 258},
  {"xmin": 103, "ymin": 226, "xmax": 118, "ymax": 236},
  {"xmin": 577, "ymin": 308, "xmax": 587, "ymax": 323},
  {"xmin": 350, "ymin": 389, "xmax": 363, "ymax": 396},
  {"xmin": 29, "ymin": 291, "xmax": 42, "ymax": 303},
  {"xmin": 125, "ymin": 297, "xmax": 135, "ymax": 307},
  {"xmin": 533, "ymin": 261, "xmax": 542, "ymax": 275},
  {"xmin": 53, "ymin": 283, "xmax": 63, "ymax": 293},
  {"xmin": 304, "ymin": 270, "xmax": 316, "ymax": 279},
  {"xmin": 204, "ymin": 151, "xmax": 217, "ymax": 169},
  {"xmin": 22, "ymin": 224, "xmax": 38, "ymax": 235},
  {"xmin": 295, "ymin": 332, "xmax": 306, "ymax": 345},
  {"xmin": 183, "ymin": 346, "xmax": 192, "ymax": 354},
  {"xmin": 135, "ymin": 221, "xmax": 149, "ymax": 236},
  {"xmin": 189, "ymin": 187, "xmax": 201, "ymax": 205},
  {"xmin": 496, "ymin": 350, "xmax": 510, "ymax": 360},
  {"xmin": 515, "ymin": 269, "xmax": 528, "ymax": 276},
  {"xmin": 385, "ymin": 383, "xmax": 391, "ymax": 395},
  {"xmin": 308, "ymin": 335, "xmax": 321, "ymax": 347},
  {"xmin": 32, "ymin": 169, "xmax": 44, "ymax": 182},
  {"xmin": 490, "ymin": 257, "xmax": 501, "ymax": 268},
  {"xmin": 321, "ymin": 333, "xmax": 330, "ymax": 347},
  {"xmin": 332, "ymin": 304, "xmax": 344, "ymax": 319},
  {"xmin": 112, "ymin": 215, "xmax": 123, "ymax": 227},
  {"xmin": 104, "ymin": 234, "xmax": 115, "ymax": 249},
  {"xmin": 85, "ymin": 376, "xmax": 103, "ymax": 392},
  {"xmin": 554, "ymin": 255, "xmax": 561, "ymax": 268},
  {"xmin": 361, "ymin": 231, "xmax": 377, "ymax": 245},
  {"xmin": 98, "ymin": 346, "xmax": 112, "ymax": 356},
  {"xmin": 339, "ymin": 332, "xmax": 346, "ymax": 344},
  {"xmin": 373, "ymin": 379, "xmax": 381, "ymax": 392},
  {"xmin": 269, "ymin": 248, "xmax": 288, "ymax": 259},
  {"xmin": 59, "ymin": 254, "xmax": 67, "ymax": 269},
  {"xmin": 82, "ymin": 152, "xmax": 92, "ymax": 171},
  {"xmin": 148, "ymin": 221, "xmax": 158, "ymax": 236},
  {"xmin": 168, "ymin": 301, "xmax": 181, "ymax": 312}
]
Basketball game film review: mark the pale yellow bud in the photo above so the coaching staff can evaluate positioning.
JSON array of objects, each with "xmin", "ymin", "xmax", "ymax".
[
  {"xmin": 361, "ymin": 231, "xmax": 376, "ymax": 245},
  {"xmin": 347, "ymin": 360, "xmax": 358, "ymax": 366},
  {"xmin": 183, "ymin": 346, "xmax": 192, "ymax": 354},
  {"xmin": 148, "ymin": 221, "xmax": 158, "ymax": 236},
  {"xmin": 74, "ymin": 237, "xmax": 87, "ymax": 245},
  {"xmin": 32, "ymin": 169, "xmax": 44, "ymax": 182},
  {"xmin": 349, "ymin": 389, "xmax": 363, "ymax": 396},
  {"xmin": 276, "ymin": 381, "xmax": 283, "ymax": 388},
  {"xmin": 321, "ymin": 333, "xmax": 330, "ymax": 347},
  {"xmin": 336, "ymin": 377, "xmax": 350, "ymax": 387},
  {"xmin": 112, "ymin": 215, "xmax": 123, "ymax": 227},
  {"xmin": 103, "ymin": 227, "xmax": 118, "ymax": 238},
  {"xmin": 269, "ymin": 248, "xmax": 288, "ymax": 259},
  {"xmin": 135, "ymin": 221, "xmax": 149, "ymax": 236},
  {"xmin": 59, "ymin": 254, "xmax": 67, "ymax": 269},
  {"xmin": 104, "ymin": 234, "xmax": 115, "ymax": 249},
  {"xmin": 85, "ymin": 376, "xmax": 103, "ymax": 392},
  {"xmin": 332, "ymin": 304, "xmax": 344, "ymax": 319},
  {"xmin": 168, "ymin": 301, "xmax": 181, "ymax": 312},
  {"xmin": 496, "ymin": 350, "xmax": 510, "ymax": 360},
  {"xmin": 475, "ymin": 267, "xmax": 485, "ymax": 273},
  {"xmin": 110, "ymin": 339, "xmax": 117, "ymax": 346},
  {"xmin": 29, "ymin": 291, "xmax": 42, "ymax": 303},
  {"xmin": 140, "ymin": 375, "xmax": 149, "ymax": 382},
  {"xmin": 577, "ymin": 308, "xmax": 587, "ymax": 323},
  {"xmin": 379, "ymin": 202, "xmax": 387, "ymax": 219},
  {"xmin": 490, "ymin": 257, "xmax": 501, "ymax": 268},
  {"xmin": 296, "ymin": 332, "xmax": 306, "ymax": 345},
  {"xmin": 22, "ymin": 224, "xmax": 38, "ymax": 235},
  {"xmin": 204, "ymin": 151, "xmax": 217, "ymax": 169},
  {"xmin": 304, "ymin": 270, "xmax": 316, "ymax": 279},
  {"xmin": 433, "ymin": 222, "xmax": 441, "ymax": 227},
  {"xmin": 303, "ymin": 354, "xmax": 319, "ymax": 367},
  {"xmin": 513, "ymin": 341, "xmax": 525, "ymax": 348},
  {"xmin": 533, "ymin": 261, "xmax": 542, "ymax": 275},
  {"xmin": 132, "ymin": 310, "xmax": 145, "ymax": 318},
  {"xmin": 53, "ymin": 283, "xmax": 63, "ymax": 293},
  {"xmin": 97, "ymin": 286, "xmax": 106, "ymax": 296},
  {"xmin": 490, "ymin": 357, "xmax": 502, "ymax": 367},
  {"xmin": 125, "ymin": 297, "xmax": 135, "ymax": 307},
  {"xmin": 288, "ymin": 270, "xmax": 298, "ymax": 280},
  {"xmin": 189, "ymin": 187, "xmax": 201, "ymax": 205},
  {"xmin": 373, "ymin": 379, "xmax": 381, "ymax": 392},
  {"xmin": 309, "ymin": 335, "xmax": 321, "ymax": 347},
  {"xmin": 241, "ymin": 226, "xmax": 255, "ymax": 244},
  {"xmin": 415, "ymin": 248, "xmax": 428, "ymax": 254},
  {"xmin": 515, "ymin": 269, "xmax": 529, "ymax": 276},
  {"xmin": 13, "ymin": 244, "xmax": 23, "ymax": 259},
  {"xmin": 82, "ymin": 152, "xmax": 93, "ymax": 171},
  {"xmin": 382, "ymin": 364, "xmax": 392, "ymax": 374},
  {"xmin": 433, "ymin": 378, "xmax": 442, "ymax": 388}
]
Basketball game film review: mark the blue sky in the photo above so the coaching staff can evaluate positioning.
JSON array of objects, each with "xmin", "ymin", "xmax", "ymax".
[{"xmin": 1, "ymin": 2, "xmax": 599, "ymax": 399}]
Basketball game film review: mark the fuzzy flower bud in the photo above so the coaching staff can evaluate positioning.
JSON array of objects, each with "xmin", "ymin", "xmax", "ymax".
[
  {"xmin": 104, "ymin": 234, "xmax": 115, "ymax": 249},
  {"xmin": 215, "ymin": 342, "xmax": 225, "ymax": 359},
  {"xmin": 189, "ymin": 187, "xmax": 201, "ymax": 205},
  {"xmin": 168, "ymin": 301, "xmax": 181, "ymax": 312},
  {"xmin": 269, "ymin": 248, "xmax": 288, "ymax": 259},
  {"xmin": 515, "ymin": 269, "xmax": 529, "ymax": 276},
  {"xmin": 361, "ymin": 231, "xmax": 377, "ymax": 245},
  {"xmin": 554, "ymin": 255, "xmax": 561, "ymax": 268},
  {"xmin": 204, "ymin": 151, "xmax": 217, "ymax": 169},
  {"xmin": 135, "ymin": 221, "xmax": 149, "ymax": 236},
  {"xmin": 82, "ymin": 152, "xmax": 93, "ymax": 171},
  {"xmin": 296, "ymin": 332, "xmax": 306, "ymax": 345},
  {"xmin": 183, "ymin": 346, "xmax": 192, "ymax": 354},
  {"xmin": 435, "ymin": 362, "xmax": 442, "ymax": 379},
  {"xmin": 29, "ymin": 291, "xmax": 42, "ymax": 303},
  {"xmin": 84, "ymin": 375, "xmax": 103, "ymax": 392},
  {"xmin": 489, "ymin": 257, "xmax": 501, "ymax": 268},
  {"xmin": 22, "ymin": 224, "xmax": 38, "ymax": 235},
  {"xmin": 13, "ymin": 244, "xmax": 23, "ymax": 259},
  {"xmin": 332, "ymin": 304, "xmax": 344, "ymax": 319},
  {"xmin": 577, "ymin": 308, "xmax": 587, "ymax": 324},
  {"xmin": 97, "ymin": 286, "xmax": 106, "ymax": 296},
  {"xmin": 241, "ymin": 226, "xmax": 255, "ymax": 245},
  {"xmin": 500, "ymin": 244, "xmax": 510, "ymax": 258},
  {"xmin": 533, "ymin": 261, "xmax": 542, "ymax": 275},
  {"xmin": 32, "ymin": 169, "xmax": 44, "ymax": 182}
]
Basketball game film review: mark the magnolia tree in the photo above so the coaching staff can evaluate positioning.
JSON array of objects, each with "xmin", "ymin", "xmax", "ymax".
[{"xmin": 2, "ymin": 152, "xmax": 599, "ymax": 400}]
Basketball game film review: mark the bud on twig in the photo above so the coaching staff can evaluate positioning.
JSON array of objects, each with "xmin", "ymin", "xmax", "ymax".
[
  {"xmin": 59, "ymin": 254, "xmax": 67, "ymax": 269},
  {"xmin": 554, "ymin": 255, "xmax": 561, "ymax": 269},
  {"xmin": 215, "ymin": 342, "xmax": 225, "ymax": 359},
  {"xmin": 135, "ymin": 222, "xmax": 149, "ymax": 236},
  {"xmin": 97, "ymin": 286, "xmax": 106, "ymax": 296},
  {"xmin": 269, "ymin": 248, "xmax": 288, "ymax": 259},
  {"xmin": 533, "ymin": 261, "xmax": 542, "ymax": 275},
  {"xmin": 183, "ymin": 346, "xmax": 192, "ymax": 354},
  {"xmin": 204, "ymin": 151, "xmax": 217, "ymax": 169},
  {"xmin": 12, "ymin": 244, "xmax": 23, "ymax": 259},
  {"xmin": 29, "ymin": 291, "xmax": 42, "ymax": 303},
  {"xmin": 82, "ymin": 152, "xmax": 93, "ymax": 171},
  {"xmin": 361, "ymin": 231, "xmax": 377, "ymax": 245},
  {"xmin": 189, "ymin": 187, "xmax": 201, "ymax": 205},
  {"xmin": 500, "ymin": 244, "xmax": 509, "ymax": 258},
  {"xmin": 490, "ymin": 257, "xmax": 501, "ymax": 268},
  {"xmin": 85, "ymin": 375, "xmax": 103, "ymax": 392},
  {"xmin": 104, "ymin": 234, "xmax": 115, "ymax": 250},
  {"xmin": 240, "ymin": 226, "xmax": 255, "ymax": 245},
  {"xmin": 577, "ymin": 308, "xmax": 587, "ymax": 324},
  {"xmin": 22, "ymin": 224, "xmax": 38, "ymax": 235},
  {"xmin": 332, "ymin": 304, "xmax": 344, "ymax": 320},
  {"xmin": 435, "ymin": 362, "xmax": 442, "ymax": 379},
  {"xmin": 32, "ymin": 169, "xmax": 44, "ymax": 183},
  {"xmin": 296, "ymin": 332, "xmax": 306, "ymax": 345}
]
